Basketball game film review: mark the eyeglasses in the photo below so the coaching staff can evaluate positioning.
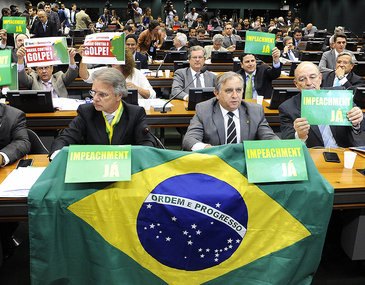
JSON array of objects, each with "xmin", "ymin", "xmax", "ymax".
[
  {"xmin": 191, "ymin": 56, "xmax": 205, "ymax": 60},
  {"xmin": 337, "ymin": 60, "xmax": 351, "ymax": 65},
  {"xmin": 89, "ymin": 90, "xmax": 110, "ymax": 99}
]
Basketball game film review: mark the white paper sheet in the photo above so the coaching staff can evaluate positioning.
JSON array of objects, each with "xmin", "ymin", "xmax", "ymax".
[{"xmin": 0, "ymin": 167, "xmax": 46, "ymax": 197}]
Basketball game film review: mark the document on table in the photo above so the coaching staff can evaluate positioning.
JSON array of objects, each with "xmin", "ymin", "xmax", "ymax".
[
  {"xmin": 53, "ymin": 98, "xmax": 86, "ymax": 110},
  {"xmin": 138, "ymin": 99, "xmax": 173, "ymax": 108},
  {"xmin": 0, "ymin": 167, "xmax": 46, "ymax": 197}
]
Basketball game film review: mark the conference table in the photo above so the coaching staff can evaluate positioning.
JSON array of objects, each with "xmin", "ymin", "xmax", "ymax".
[
  {"xmin": 67, "ymin": 73, "xmax": 296, "ymax": 90},
  {"xmin": 25, "ymin": 99, "xmax": 280, "ymax": 131},
  {"xmin": 0, "ymin": 149, "xmax": 364, "ymax": 221}
]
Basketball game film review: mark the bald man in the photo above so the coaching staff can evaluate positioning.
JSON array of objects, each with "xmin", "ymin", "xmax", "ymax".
[{"xmin": 278, "ymin": 61, "xmax": 363, "ymax": 147}]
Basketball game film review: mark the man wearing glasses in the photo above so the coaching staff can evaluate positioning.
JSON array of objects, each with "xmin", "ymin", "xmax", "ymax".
[
  {"xmin": 16, "ymin": 46, "xmax": 78, "ymax": 98},
  {"xmin": 278, "ymin": 61, "xmax": 363, "ymax": 148},
  {"xmin": 321, "ymin": 51, "xmax": 365, "ymax": 89},
  {"xmin": 171, "ymin": 45, "xmax": 216, "ymax": 101},
  {"xmin": 50, "ymin": 68, "xmax": 155, "ymax": 158},
  {"xmin": 182, "ymin": 72, "xmax": 278, "ymax": 151}
]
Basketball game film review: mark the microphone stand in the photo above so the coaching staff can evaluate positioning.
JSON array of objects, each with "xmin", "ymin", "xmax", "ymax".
[
  {"xmin": 155, "ymin": 53, "xmax": 168, "ymax": 78},
  {"xmin": 160, "ymin": 66, "xmax": 208, "ymax": 113}
]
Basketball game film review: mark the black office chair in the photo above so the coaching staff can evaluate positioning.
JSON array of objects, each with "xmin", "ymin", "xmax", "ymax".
[{"xmin": 27, "ymin": 129, "xmax": 49, "ymax": 154}]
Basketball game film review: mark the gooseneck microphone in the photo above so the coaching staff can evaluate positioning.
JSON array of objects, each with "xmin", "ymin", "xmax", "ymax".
[
  {"xmin": 160, "ymin": 66, "xmax": 208, "ymax": 113},
  {"xmin": 143, "ymin": 127, "xmax": 166, "ymax": 149},
  {"xmin": 155, "ymin": 53, "xmax": 168, "ymax": 78}
]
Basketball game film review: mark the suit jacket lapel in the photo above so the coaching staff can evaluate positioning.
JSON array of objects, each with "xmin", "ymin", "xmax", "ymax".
[
  {"xmin": 187, "ymin": 68, "xmax": 193, "ymax": 88},
  {"xmin": 212, "ymin": 102, "xmax": 225, "ymax": 144},
  {"xmin": 238, "ymin": 103, "xmax": 249, "ymax": 141},
  {"xmin": 94, "ymin": 111, "xmax": 110, "ymax": 144},
  {"xmin": 111, "ymin": 107, "xmax": 128, "ymax": 144}
]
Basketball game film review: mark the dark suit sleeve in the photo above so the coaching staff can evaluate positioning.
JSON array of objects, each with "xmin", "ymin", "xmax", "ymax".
[
  {"xmin": 0, "ymin": 109, "xmax": 30, "ymax": 164},
  {"xmin": 132, "ymin": 107, "xmax": 155, "ymax": 146},
  {"xmin": 264, "ymin": 63, "xmax": 281, "ymax": 80},
  {"xmin": 278, "ymin": 102, "xmax": 296, "ymax": 139},
  {"xmin": 50, "ymin": 107, "xmax": 88, "ymax": 154}
]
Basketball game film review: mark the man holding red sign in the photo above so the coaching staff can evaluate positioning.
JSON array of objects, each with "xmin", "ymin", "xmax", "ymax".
[{"xmin": 16, "ymin": 46, "xmax": 78, "ymax": 98}]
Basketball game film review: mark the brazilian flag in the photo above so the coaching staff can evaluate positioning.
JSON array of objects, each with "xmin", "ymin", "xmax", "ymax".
[{"xmin": 29, "ymin": 144, "xmax": 333, "ymax": 285}]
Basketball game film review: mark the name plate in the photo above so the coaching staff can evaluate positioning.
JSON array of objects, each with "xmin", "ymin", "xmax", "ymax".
[
  {"xmin": 65, "ymin": 145, "xmax": 131, "ymax": 183},
  {"xmin": 301, "ymin": 90, "xmax": 353, "ymax": 126},
  {"xmin": 244, "ymin": 31, "xmax": 276, "ymax": 55},
  {"xmin": 244, "ymin": 140, "xmax": 308, "ymax": 183}
]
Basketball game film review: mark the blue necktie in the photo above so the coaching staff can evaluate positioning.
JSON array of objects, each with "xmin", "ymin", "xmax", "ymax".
[{"xmin": 318, "ymin": 125, "xmax": 337, "ymax": 147}]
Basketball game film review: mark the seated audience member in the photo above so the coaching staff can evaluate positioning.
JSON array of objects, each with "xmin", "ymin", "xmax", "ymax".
[
  {"xmin": 171, "ymin": 45, "xmax": 216, "ymax": 101},
  {"xmin": 302, "ymin": 23, "xmax": 317, "ymax": 36},
  {"xmin": 32, "ymin": 10, "xmax": 57, "ymax": 37},
  {"xmin": 187, "ymin": 27, "xmax": 199, "ymax": 47},
  {"xmin": 321, "ymin": 51, "xmax": 365, "ymax": 89},
  {"xmin": 80, "ymin": 50, "xmax": 155, "ymax": 99},
  {"xmin": 182, "ymin": 72, "xmax": 279, "ymax": 151},
  {"xmin": 204, "ymin": 34, "xmax": 228, "ymax": 59},
  {"xmin": 125, "ymin": 34, "xmax": 148, "ymax": 69},
  {"xmin": 292, "ymin": 28, "xmax": 303, "ymax": 48},
  {"xmin": 50, "ymin": 68, "xmax": 155, "ymax": 158},
  {"xmin": 123, "ymin": 25, "xmax": 133, "ymax": 35},
  {"xmin": 0, "ymin": 103, "xmax": 30, "ymax": 260},
  {"xmin": 236, "ymin": 48, "xmax": 281, "ymax": 99},
  {"xmin": 171, "ymin": 32, "xmax": 188, "ymax": 51},
  {"xmin": 279, "ymin": 62, "xmax": 363, "ymax": 147},
  {"xmin": 17, "ymin": 47, "xmax": 78, "ymax": 98},
  {"xmin": 241, "ymin": 18, "xmax": 251, "ymax": 30},
  {"xmin": 222, "ymin": 23, "xmax": 241, "ymax": 50},
  {"xmin": 191, "ymin": 15, "xmax": 205, "ymax": 30},
  {"xmin": 0, "ymin": 29, "xmax": 11, "ymax": 49},
  {"xmin": 281, "ymin": 36, "xmax": 299, "ymax": 61},
  {"xmin": 137, "ymin": 20, "xmax": 163, "ymax": 55},
  {"xmin": 319, "ymin": 33, "xmax": 350, "ymax": 73}
]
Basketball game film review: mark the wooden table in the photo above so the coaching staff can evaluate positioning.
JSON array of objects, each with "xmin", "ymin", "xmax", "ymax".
[
  {"xmin": 25, "ymin": 99, "xmax": 280, "ymax": 130},
  {"xmin": 0, "ymin": 149, "xmax": 364, "ymax": 221},
  {"xmin": 0, "ymin": 155, "xmax": 49, "ymax": 221},
  {"xmin": 309, "ymin": 149, "xmax": 365, "ymax": 209}
]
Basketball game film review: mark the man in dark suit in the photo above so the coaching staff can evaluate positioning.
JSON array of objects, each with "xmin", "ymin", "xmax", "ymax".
[
  {"xmin": 0, "ymin": 104, "xmax": 30, "ymax": 165},
  {"xmin": 125, "ymin": 34, "xmax": 148, "ymax": 69},
  {"xmin": 50, "ymin": 68, "xmax": 155, "ymax": 157},
  {"xmin": 0, "ymin": 103, "xmax": 30, "ymax": 262},
  {"xmin": 281, "ymin": 36, "xmax": 299, "ymax": 61},
  {"xmin": 32, "ymin": 10, "xmax": 57, "ymax": 37},
  {"xmin": 279, "ymin": 61, "xmax": 364, "ymax": 148},
  {"xmin": 236, "ymin": 48, "xmax": 281, "ymax": 99},
  {"xmin": 171, "ymin": 45, "xmax": 216, "ymax": 101},
  {"xmin": 321, "ymin": 51, "xmax": 365, "ymax": 89},
  {"xmin": 182, "ymin": 72, "xmax": 279, "ymax": 150}
]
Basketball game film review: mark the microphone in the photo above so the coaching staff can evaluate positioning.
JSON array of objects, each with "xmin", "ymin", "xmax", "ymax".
[
  {"xmin": 159, "ymin": 66, "xmax": 209, "ymax": 113},
  {"xmin": 143, "ymin": 127, "xmax": 165, "ymax": 149},
  {"xmin": 155, "ymin": 52, "xmax": 168, "ymax": 78}
]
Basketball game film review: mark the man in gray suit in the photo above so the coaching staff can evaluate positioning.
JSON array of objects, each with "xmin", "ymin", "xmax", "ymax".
[
  {"xmin": 17, "ymin": 46, "xmax": 78, "ymax": 98},
  {"xmin": 171, "ymin": 45, "xmax": 216, "ymax": 101},
  {"xmin": 183, "ymin": 72, "xmax": 279, "ymax": 151},
  {"xmin": 319, "ymin": 33, "xmax": 349, "ymax": 73}
]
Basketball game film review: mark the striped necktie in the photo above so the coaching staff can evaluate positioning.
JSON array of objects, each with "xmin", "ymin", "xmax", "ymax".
[{"xmin": 226, "ymin": 112, "xmax": 237, "ymax": 144}]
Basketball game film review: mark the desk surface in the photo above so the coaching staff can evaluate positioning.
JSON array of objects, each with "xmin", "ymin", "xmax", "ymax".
[
  {"xmin": 25, "ymin": 99, "xmax": 280, "ymax": 129},
  {"xmin": 0, "ymin": 149, "xmax": 364, "ymax": 221}
]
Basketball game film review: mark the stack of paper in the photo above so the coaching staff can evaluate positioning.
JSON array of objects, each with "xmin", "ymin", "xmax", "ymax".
[{"xmin": 0, "ymin": 167, "xmax": 46, "ymax": 197}]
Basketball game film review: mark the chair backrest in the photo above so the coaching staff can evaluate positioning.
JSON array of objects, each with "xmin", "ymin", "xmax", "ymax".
[{"xmin": 27, "ymin": 129, "xmax": 49, "ymax": 155}]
